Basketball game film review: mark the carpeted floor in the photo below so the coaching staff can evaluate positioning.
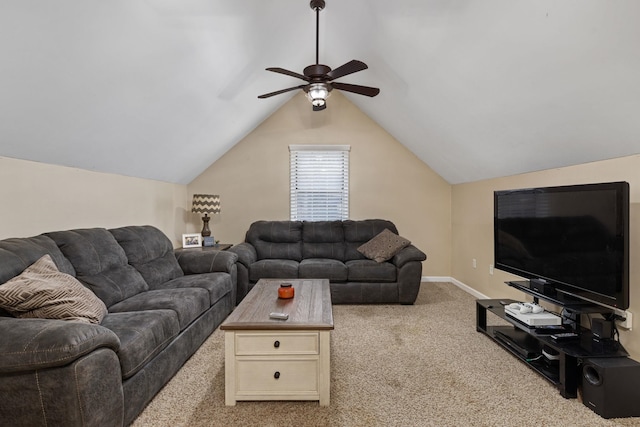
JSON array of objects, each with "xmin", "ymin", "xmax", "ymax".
[{"xmin": 132, "ymin": 282, "xmax": 640, "ymax": 427}]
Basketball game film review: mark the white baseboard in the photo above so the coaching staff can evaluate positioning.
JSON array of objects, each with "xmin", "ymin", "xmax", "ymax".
[{"xmin": 421, "ymin": 276, "xmax": 489, "ymax": 299}]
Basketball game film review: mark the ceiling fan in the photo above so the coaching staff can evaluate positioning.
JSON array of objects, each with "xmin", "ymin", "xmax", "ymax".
[{"xmin": 258, "ymin": 0, "xmax": 380, "ymax": 111}]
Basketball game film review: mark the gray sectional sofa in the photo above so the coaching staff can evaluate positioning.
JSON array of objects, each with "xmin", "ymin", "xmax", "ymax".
[
  {"xmin": 229, "ymin": 219, "xmax": 426, "ymax": 304},
  {"xmin": 0, "ymin": 225, "xmax": 237, "ymax": 426}
]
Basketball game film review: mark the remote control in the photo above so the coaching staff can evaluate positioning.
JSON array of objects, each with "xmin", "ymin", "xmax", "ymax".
[
  {"xmin": 551, "ymin": 332, "xmax": 579, "ymax": 341},
  {"xmin": 535, "ymin": 325, "xmax": 567, "ymax": 334},
  {"xmin": 269, "ymin": 312, "xmax": 289, "ymax": 320}
]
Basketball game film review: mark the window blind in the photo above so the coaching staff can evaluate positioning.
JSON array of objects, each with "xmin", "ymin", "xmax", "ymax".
[{"xmin": 289, "ymin": 145, "xmax": 350, "ymax": 221}]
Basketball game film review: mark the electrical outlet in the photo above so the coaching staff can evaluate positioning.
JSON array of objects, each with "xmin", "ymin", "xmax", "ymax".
[
  {"xmin": 489, "ymin": 264, "xmax": 494, "ymax": 275},
  {"xmin": 617, "ymin": 311, "xmax": 633, "ymax": 330},
  {"xmin": 472, "ymin": 258, "xmax": 477, "ymax": 268}
]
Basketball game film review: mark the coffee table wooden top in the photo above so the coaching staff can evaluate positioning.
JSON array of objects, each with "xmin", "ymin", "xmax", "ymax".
[{"xmin": 220, "ymin": 279, "xmax": 334, "ymax": 331}]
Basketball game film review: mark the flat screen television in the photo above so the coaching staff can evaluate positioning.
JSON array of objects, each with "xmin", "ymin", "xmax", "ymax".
[{"xmin": 494, "ymin": 181, "xmax": 630, "ymax": 310}]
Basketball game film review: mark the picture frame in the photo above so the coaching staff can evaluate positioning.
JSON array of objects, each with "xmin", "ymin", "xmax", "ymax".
[{"xmin": 182, "ymin": 233, "xmax": 202, "ymax": 248}]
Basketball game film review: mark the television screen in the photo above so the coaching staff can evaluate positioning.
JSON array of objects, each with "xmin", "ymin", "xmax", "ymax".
[{"xmin": 494, "ymin": 181, "xmax": 629, "ymax": 310}]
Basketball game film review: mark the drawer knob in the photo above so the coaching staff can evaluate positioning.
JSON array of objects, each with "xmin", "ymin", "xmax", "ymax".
[
  {"xmin": 274, "ymin": 340, "xmax": 280, "ymax": 348},
  {"xmin": 274, "ymin": 371, "xmax": 280, "ymax": 379}
]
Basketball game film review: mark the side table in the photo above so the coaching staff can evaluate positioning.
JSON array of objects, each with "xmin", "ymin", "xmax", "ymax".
[
  {"xmin": 178, "ymin": 244, "xmax": 233, "ymax": 251},
  {"xmin": 202, "ymin": 244, "xmax": 232, "ymax": 251}
]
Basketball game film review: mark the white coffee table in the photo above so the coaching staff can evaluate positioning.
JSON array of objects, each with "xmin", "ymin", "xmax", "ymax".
[{"xmin": 220, "ymin": 278, "xmax": 334, "ymax": 406}]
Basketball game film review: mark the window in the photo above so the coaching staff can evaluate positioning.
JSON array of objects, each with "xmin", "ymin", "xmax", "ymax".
[{"xmin": 289, "ymin": 145, "xmax": 350, "ymax": 221}]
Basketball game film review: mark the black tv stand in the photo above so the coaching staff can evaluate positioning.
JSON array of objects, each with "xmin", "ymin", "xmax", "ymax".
[{"xmin": 477, "ymin": 286, "xmax": 628, "ymax": 398}]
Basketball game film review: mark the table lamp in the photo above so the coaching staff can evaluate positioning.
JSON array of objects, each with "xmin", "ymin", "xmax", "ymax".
[{"xmin": 191, "ymin": 194, "xmax": 221, "ymax": 244}]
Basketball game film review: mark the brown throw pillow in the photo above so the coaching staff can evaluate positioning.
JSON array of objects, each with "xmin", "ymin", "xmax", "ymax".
[
  {"xmin": 0, "ymin": 254, "xmax": 107, "ymax": 324},
  {"xmin": 357, "ymin": 229, "xmax": 411, "ymax": 263}
]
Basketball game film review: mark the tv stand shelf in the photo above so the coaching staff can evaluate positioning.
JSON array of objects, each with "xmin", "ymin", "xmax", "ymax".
[
  {"xmin": 506, "ymin": 281, "xmax": 609, "ymax": 312},
  {"xmin": 476, "ymin": 299, "xmax": 628, "ymax": 398}
]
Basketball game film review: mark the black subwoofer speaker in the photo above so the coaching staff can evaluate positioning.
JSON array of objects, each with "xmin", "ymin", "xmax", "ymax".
[{"xmin": 582, "ymin": 357, "xmax": 640, "ymax": 418}]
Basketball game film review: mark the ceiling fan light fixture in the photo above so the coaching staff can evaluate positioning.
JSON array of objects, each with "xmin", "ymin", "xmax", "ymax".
[
  {"xmin": 257, "ymin": 0, "xmax": 379, "ymax": 110},
  {"xmin": 306, "ymin": 83, "xmax": 331, "ymax": 107}
]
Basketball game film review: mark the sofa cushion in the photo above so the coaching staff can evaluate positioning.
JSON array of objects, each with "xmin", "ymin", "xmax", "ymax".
[
  {"xmin": 45, "ymin": 228, "xmax": 149, "ymax": 308},
  {"xmin": 109, "ymin": 226, "xmax": 184, "ymax": 288},
  {"xmin": 0, "ymin": 255, "xmax": 107, "ymax": 324},
  {"xmin": 246, "ymin": 221, "xmax": 303, "ymax": 261},
  {"xmin": 100, "ymin": 310, "xmax": 180, "ymax": 379},
  {"xmin": 346, "ymin": 259, "xmax": 397, "ymax": 282},
  {"xmin": 0, "ymin": 235, "xmax": 76, "ymax": 285},
  {"xmin": 249, "ymin": 259, "xmax": 299, "ymax": 282},
  {"xmin": 343, "ymin": 220, "xmax": 399, "ymax": 261},
  {"xmin": 299, "ymin": 259, "xmax": 348, "ymax": 281},
  {"xmin": 357, "ymin": 229, "xmax": 411, "ymax": 263},
  {"xmin": 108, "ymin": 288, "xmax": 209, "ymax": 330},
  {"xmin": 151, "ymin": 273, "xmax": 232, "ymax": 306},
  {"xmin": 302, "ymin": 221, "xmax": 345, "ymax": 260}
]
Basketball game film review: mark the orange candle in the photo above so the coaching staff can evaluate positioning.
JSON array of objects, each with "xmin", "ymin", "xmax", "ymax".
[{"xmin": 278, "ymin": 283, "xmax": 294, "ymax": 299}]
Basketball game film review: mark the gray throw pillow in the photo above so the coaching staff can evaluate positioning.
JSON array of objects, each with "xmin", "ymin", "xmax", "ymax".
[
  {"xmin": 357, "ymin": 229, "xmax": 411, "ymax": 263},
  {"xmin": 0, "ymin": 254, "xmax": 107, "ymax": 324}
]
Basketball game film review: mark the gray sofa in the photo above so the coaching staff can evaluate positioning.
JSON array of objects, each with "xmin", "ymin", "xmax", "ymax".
[
  {"xmin": 229, "ymin": 219, "xmax": 426, "ymax": 304},
  {"xmin": 0, "ymin": 225, "xmax": 237, "ymax": 426}
]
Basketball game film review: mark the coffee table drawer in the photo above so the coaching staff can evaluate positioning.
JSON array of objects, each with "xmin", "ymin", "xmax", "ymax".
[
  {"xmin": 236, "ymin": 358, "xmax": 318, "ymax": 393},
  {"xmin": 235, "ymin": 332, "xmax": 319, "ymax": 355}
]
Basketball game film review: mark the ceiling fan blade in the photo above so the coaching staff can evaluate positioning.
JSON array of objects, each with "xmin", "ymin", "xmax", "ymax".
[
  {"xmin": 258, "ymin": 85, "xmax": 307, "ymax": 99},
  {"xmin": 325, "ymin": 60, "xmax": 368, "ymax": 80},
  {"xmin": 266, "ymin": 67, "xmax": 310, "ymax": 81},
  {"xmin": 331, "ymin": 82, "xmax": 380, "ymax": 97}
]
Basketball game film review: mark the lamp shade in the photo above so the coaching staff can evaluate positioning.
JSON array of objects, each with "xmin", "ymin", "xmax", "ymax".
[{"xmin": 191, "ymin": 194, "xmax": 221, "ymax": 215}]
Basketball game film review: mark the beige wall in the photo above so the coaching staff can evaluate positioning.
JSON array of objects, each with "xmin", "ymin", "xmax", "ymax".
[
  {"xmin": 188, "ymin": 92, "xmax": 451, "ymax": 276},
  {"xmin": 452, "ymin": 154, "xmax": 640, "ymax": 358},
  {"xmin": 0, "ymin": 156, "xmax": 188, "ymax": 246}
]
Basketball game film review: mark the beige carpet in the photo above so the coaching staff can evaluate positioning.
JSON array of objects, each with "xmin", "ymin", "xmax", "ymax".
[{"xmin": 132, "ymin": 282, "xmax": 640, "ymax": 427}]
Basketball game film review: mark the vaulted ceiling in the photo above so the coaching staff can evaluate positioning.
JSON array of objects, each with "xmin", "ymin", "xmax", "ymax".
[{"xmin": 2, "ymin": 1, "xmax": 639, "ymax": 185}]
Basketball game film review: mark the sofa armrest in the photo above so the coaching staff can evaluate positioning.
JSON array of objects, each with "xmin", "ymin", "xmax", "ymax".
[
  {"xmin": 174, "ymin": 249, "xmax": 238, "ymax": 275},
  {"xmin": 0, "ymin": 317, "xmax": 120, "ymax": 374},
  {"xmin": 392, "ymin": 245, "xmax": 427, "ymax": 269},
  {"xmin": 228, "ymin": 243, "xmax": 257, "ymax": 269}
]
